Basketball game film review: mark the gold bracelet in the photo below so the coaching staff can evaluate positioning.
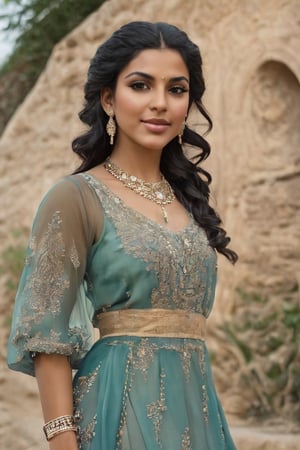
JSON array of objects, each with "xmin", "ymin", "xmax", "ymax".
[{"xmin": 43, "ymin": 415, "xmax": 77, "ymax": 441}]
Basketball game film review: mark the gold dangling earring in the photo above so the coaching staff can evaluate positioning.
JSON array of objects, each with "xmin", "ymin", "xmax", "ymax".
[
  {"xmin": 106, "ymin": 112, "xmax": 116, "ymax": 145},
  {"xmin": 178, "ymin": 121, "xmax": 185, "ymax": 145}
]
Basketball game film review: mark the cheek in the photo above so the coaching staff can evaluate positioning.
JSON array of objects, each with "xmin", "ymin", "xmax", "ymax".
[
  {"xmin": 174, "ymin": 102, "xmax": 189, "ymax": 122},
  {"xmin": 113, "ymin": 89, "xmax": 143, "ymax": 117}
]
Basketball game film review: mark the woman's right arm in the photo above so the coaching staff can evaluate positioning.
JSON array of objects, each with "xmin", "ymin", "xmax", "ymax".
[
  {"xmin": 35, "ymin": 353, "xmax": 78, "ymax": 450},
  {"xmin": 7, "ymin": 177, "xmax": 102, "ymax": 446}
]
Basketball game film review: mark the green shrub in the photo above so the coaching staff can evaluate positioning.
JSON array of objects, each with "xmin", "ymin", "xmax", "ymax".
[{"xmin": 0, "ymin": 0, "xmax": 106, "ymax": 133}]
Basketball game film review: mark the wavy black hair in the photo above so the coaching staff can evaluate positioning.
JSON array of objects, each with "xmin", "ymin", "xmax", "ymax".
[{"xmin": 72, "ymin": 21, "xmax": 238, "ymax": 263}]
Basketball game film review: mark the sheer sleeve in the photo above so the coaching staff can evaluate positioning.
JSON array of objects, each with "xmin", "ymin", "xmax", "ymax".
[{"xmin": 7, "ymin": 175, "xmax": 101, "ymax": 376}]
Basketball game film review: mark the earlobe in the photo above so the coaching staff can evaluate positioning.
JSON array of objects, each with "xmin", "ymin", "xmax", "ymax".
[{"xmin": 100, "ymin": 87, "xmax": 114, "ymax": 114}]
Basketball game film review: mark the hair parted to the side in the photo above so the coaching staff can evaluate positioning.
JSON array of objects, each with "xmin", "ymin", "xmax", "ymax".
[{"xmin": 72, "ymin": 21, "xmax": 238, "ymax": 263}]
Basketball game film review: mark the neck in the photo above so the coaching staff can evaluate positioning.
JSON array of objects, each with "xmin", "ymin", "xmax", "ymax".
[{"xmin": 109, "ymin": 148, "xmax": 162, "ymax": 182}]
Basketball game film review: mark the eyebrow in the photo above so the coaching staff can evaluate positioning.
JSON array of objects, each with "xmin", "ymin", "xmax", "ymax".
[{"xmin": 124, "ymin": 71, "xmax": 189, "ymax": 83}]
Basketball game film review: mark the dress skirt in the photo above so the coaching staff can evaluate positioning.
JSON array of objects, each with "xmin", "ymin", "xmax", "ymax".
[{"xmin": 73, "ymin": 336, "xmax": 236, "ymax": 450}]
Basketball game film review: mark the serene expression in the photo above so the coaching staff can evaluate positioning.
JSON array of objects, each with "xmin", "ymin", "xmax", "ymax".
[{"xmin": 101, "ymin": 48, "xmax": 190, "ymax": 153}]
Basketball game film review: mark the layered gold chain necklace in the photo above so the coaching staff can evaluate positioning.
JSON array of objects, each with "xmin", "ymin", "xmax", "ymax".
[{"xmin": 104, "ymin": 157, "xmax": 175, "ymax": 223}]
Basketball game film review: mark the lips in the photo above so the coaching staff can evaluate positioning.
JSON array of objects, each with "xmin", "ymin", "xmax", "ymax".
[
  {"xmin": 142, "ymin": 118, "xmax": 170, "ymax": 125},
  {"xmin": 141, "ymin": 118, "xmax": 170, "ymax": 133}
]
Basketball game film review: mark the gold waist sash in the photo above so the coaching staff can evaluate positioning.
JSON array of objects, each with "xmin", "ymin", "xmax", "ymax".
[{"xmin": 94, "ymin": 308, "xmax": 206, "ymax": 340}]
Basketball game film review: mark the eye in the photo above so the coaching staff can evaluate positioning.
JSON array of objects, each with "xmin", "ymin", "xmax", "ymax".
[
  {"xmin": 169, "ymin": 86, "xmax": 189, "ymax": 95},
  {"xmin": 130, "ymin": 81, "xmax": 149, "ymax": 91}
]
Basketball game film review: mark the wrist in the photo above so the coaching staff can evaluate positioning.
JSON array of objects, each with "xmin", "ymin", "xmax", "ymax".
[
  {"xmin": 48, "ymin": 430, "xmax": 78, "ymax": 450},
  {"xmin": 43, "ymin": 415, "xmax": 77, "ymax": 441}
]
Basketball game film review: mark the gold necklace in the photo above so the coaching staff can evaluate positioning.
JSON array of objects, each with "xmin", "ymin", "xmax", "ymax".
[{"xmin": 104, "ymin": 157, "xmax": 175, "ymax": 223}]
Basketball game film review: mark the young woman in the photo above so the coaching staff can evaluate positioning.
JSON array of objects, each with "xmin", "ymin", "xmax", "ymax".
[{"xmin": 8, "ymin": 21, "xmax": 238, "ymax": 450}]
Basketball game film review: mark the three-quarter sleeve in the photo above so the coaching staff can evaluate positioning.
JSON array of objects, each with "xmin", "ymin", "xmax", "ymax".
[{"xmin": 7, "ymin": 175, "xmax": 98, "ymax": 376}]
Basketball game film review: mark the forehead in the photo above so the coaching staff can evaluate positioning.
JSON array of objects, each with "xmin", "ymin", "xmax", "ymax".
[{"xmin": 118, "ymin": 48, "xmax": 189, "ymax": 79}]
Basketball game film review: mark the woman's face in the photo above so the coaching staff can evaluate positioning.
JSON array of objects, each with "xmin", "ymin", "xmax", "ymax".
[{"xmin": 102, "ymin": 48, "xmax": 190, "ymax": 153}]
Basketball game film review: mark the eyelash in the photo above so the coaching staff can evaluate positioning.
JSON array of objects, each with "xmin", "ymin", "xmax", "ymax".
[
  {"xmin": 129, "ymin": 82, "xmax": 188, "ymax": 95},
  {"xmin": 169, "ymin": 86, "xmax": 189, "ymax": 95},
  {"xmin": 130, "ymin": 81, "xmax": 148, "ymax": 90}
]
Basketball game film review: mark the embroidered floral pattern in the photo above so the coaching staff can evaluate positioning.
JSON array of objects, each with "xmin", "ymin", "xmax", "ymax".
[
  {"xmin": 82, "ymin": 174, "xmax": 216, "ymax": 316},
  {"xmin": 132, "ymin": 338, "xmax": 155, "ymax": 380},
  {"xmin": 73, "ymin": 363, "xmax": 101, "ymax": 404},
  {"xmin": 180, "ymin": 347, "xmax": 192, "ymax": 381},
  {"xmin": 181, "ymin": 427, "xmax": 192, "ymax": 450},
  {"xmin": 106, "ymin": 338, "xmax": 206, "ymax": 381},
  {"xmin": 147, "ymin": 370, "xmax": 167, "ymax": 445},
  {"xmin": 74, "ymin": 364, "xmax": 101, "ymax": 449},
  {"xmin": 198, "ymin": 344, "xmax": 208, "ymax": 422},
  {"xmin": 70, "ymin": 239, "xmax": 81, "ymax": 269},
  {"xmin": 24, "ymin": 211, "xmax": 69, "ymax": 319},
  {"xmin": 76, "ymin": 414, "xmax": 97, "ymax": 449},
  {"xmin": 116, "ymin": 347, "xmax": 134, "ymax": 450},
  {"xmin": 202, "ymin": 384, "xmax": 209, "ymax": 423},
  {"xmin": 10, "ymin": 203, "xmax": 89, "ymax": 373}
]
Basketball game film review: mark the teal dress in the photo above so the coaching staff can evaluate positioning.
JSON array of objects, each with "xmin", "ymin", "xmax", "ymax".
[{"xmin": 7, "ymin": 173, "xmax": 236, "ymax": 450}]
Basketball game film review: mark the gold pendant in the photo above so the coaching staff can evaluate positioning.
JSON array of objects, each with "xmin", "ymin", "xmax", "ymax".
[{"xmin": 161, "ymin": 206, "xmax": 168, "ymax": 223}]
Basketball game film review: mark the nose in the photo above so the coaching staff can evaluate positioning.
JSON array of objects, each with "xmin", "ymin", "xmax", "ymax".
[{"xmin": 149, "ymin": 86, "xmax": 167, "ymax": 111}]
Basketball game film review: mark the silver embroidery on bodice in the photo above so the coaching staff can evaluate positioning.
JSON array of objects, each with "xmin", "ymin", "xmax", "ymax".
[{"xmin": 83, "ymin": 174, "xmax": 216, "ymax": 316}]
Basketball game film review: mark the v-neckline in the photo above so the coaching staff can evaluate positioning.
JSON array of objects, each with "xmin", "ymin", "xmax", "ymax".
[{"xmin": 81, "ymin": 172, "xmax": 194, "ymax": 236}]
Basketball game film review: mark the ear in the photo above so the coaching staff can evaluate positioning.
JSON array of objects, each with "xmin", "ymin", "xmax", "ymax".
[{"xmin": 100, "ymin": 87, "xmax": 114, "ymax": 114}]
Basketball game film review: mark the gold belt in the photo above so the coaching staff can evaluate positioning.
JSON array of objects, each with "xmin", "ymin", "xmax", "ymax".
[{"xmin": 94, "ymin": 308, "xmax": 206, "ymax": 340}]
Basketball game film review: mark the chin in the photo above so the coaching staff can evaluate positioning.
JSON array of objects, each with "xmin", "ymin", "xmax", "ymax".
[{"xmin": 140, "ymin": 137, "xmax": 173, "ymax": 152}]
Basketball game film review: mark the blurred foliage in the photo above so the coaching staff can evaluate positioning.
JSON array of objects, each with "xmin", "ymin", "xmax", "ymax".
[
  {"xmin": 222, "ymin": 285, "xmax": 300, "ymax": 425},
  {"xmin": 0, "ymin": 0, "xmax": 105, "ymax": 134}
]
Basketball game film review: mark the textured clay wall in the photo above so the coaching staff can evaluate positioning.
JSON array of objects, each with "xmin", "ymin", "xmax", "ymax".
[{"xmin": 0, "ymin": 0, "xmax": 299, "ymax": 448}]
